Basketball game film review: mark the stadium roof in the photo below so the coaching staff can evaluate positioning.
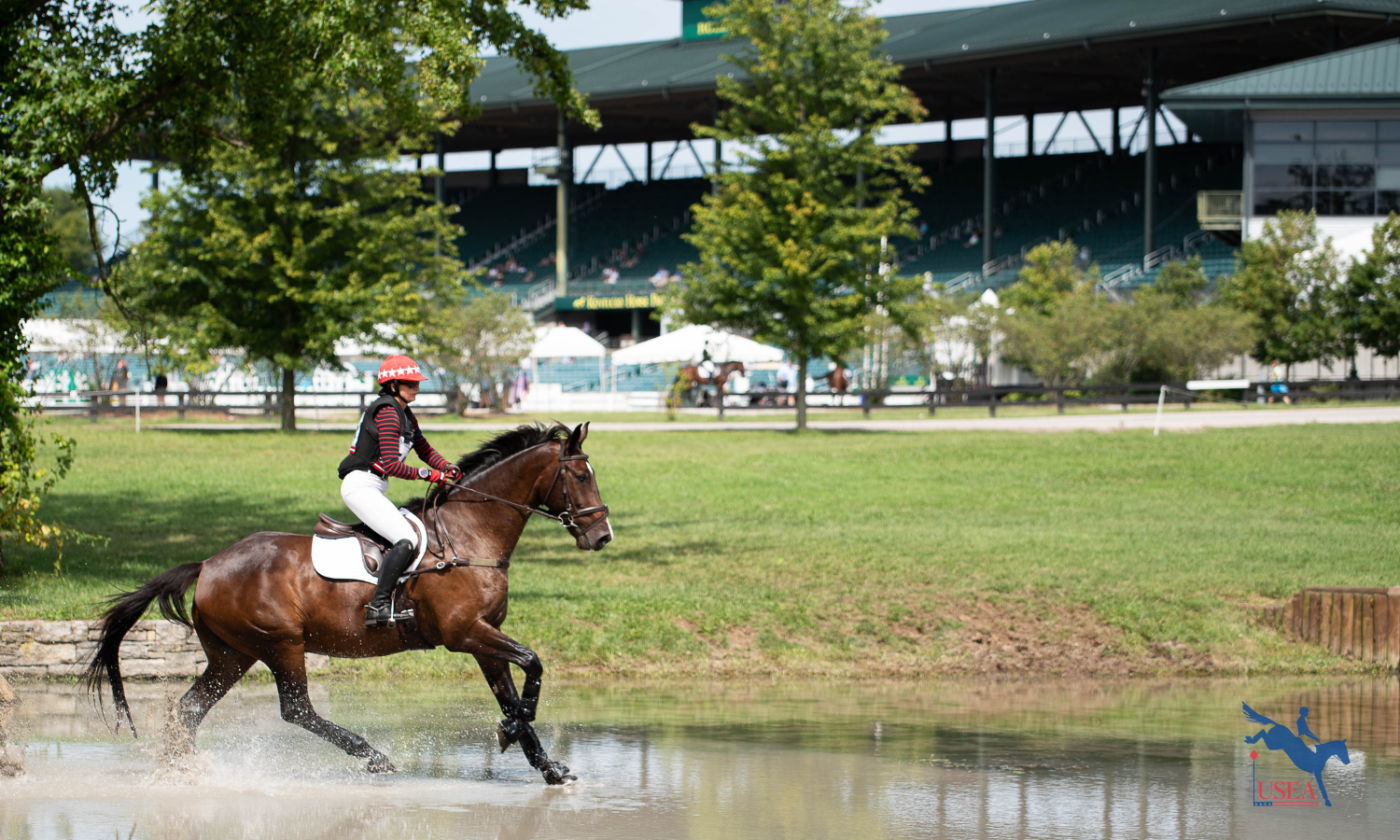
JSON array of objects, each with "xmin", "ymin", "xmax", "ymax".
[
  {"xmin": 449, "ymin": 0, "xmax": 1400, "ymax": 152},
  {"xmin": 1163, "ymin": 38, "xmax": 1400, "ymax": 138}
]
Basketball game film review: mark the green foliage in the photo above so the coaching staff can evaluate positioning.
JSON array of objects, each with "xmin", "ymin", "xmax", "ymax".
[
  {"xmin": 1222, "ymin": 210, "xmax": 1343, "ymax": 366},
  {"xmin": 0, "ymin": 395, "xmax": 91, "ymax": 574},
  {"xmin": 1001, "ymin": 240, "xmax": 1096, "ymax": 316},
  {"xmin": 114, "ymin": 128, "xmax": 469, "ymax": 429},
  {"xmin": 1000, "ymin": 285, "xmax": 1110, "ymax": 387},
  {"xmin": 1340, "ymin": 212, "xmax": 1400, "ymax": 358},
  {"xmin": 416, "ymin": 288, "xmax": 535, "ymax": 413},
  {"xmin": 674, "ymin": 0, "xmax": 926, "ymax": 427},
  {"xmin": 43, "ymin": 188, "xmax": 103, "ymax": 279}
]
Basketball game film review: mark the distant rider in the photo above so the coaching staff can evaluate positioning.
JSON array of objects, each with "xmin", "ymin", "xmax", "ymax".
[{"xmin": 338, "ymin": 355, "xmax": 462, "ymax": 627}]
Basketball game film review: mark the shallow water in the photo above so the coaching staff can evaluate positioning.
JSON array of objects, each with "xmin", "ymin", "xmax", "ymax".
[{"xmin": 2, "ymin": 677, "xmax": 1399, "ymax": 839}]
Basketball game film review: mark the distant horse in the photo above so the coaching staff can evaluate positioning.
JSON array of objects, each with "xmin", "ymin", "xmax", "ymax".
[
  {"xmin": 680, "ymin": 361, "xmax": 745, "ymax": 406},
  {"xmin": 85, "ymin": 423, "xmax": 611, "ymax": 785},
  {"xmin": 815, "ymin": 366, "xmax": 851, "ymax": 395},
  {"xmin": 1243, "ymin": 702, "xmax": 1350, "ymax": 806}
]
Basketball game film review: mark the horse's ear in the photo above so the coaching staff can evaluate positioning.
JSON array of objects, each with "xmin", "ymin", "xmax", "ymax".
[{"xmin": 567, "ymin": 423, "xmax": 585, "ymax": 453}]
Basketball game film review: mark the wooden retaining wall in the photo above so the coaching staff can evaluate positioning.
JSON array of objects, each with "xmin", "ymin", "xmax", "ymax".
[{"xmin": 1257, "ymin": 586, "xmax": 1400, "ymax": 669}]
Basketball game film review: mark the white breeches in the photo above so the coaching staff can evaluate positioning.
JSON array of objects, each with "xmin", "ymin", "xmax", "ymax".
[{"xmin": 340, "ymin": 470, "xmax": 419, "ymax": 547}]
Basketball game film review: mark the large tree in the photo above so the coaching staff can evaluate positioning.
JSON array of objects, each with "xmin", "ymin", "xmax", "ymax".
[
  {"xmin": 416, "ymin": 288, "xmax": 535, "ymax": 414},
  {"xmin": 673, "ymin": 0, "xmax": 926, "ymax": 429},
  {"xmin": 1221, "ymin": 210, "xmax": 1343, "ymax": 369},
  {"xmin": 1339, "ymin": 212, "xmax": 1400, "ymax": 359}
]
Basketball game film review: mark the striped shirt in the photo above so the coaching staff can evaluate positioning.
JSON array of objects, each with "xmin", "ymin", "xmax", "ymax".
[{"xmin": 369, "ymin": 404, "xmax": 451, "ymax": 480}]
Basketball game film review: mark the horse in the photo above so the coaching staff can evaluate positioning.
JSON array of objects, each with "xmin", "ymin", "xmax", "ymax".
[
  {"xmin": 680, "ymin": 360, "xmax": 745, "ymax": 406},
  {"xmin": 1243, "ymin": 703, "xmax": 1350, "ymax": 806},
  {"xmin": 815, "ymin": 366, "xmax": 851, "ymax": 395},
  {"xmin": 84, "ymin": 422, "xmax": 611, "ymax": 785}
]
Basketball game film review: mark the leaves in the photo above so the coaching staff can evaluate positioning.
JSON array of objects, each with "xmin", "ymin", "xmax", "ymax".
[
  {"xmin": 415, "ymin": 287, "xmax": 535, "ymax": 412},
  {"xmin": 1340, "ymin": 212, "xmax": 1400, "ymax": 359}
]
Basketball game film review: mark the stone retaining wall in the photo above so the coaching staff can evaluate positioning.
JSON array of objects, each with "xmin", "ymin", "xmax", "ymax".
[{"xmin": 0, "ymin": 620, "xmax": 327, "ymax": 679}]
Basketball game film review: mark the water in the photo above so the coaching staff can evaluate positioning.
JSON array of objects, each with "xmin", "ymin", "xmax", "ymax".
[{"xmin": 2, "ymin": 677, "xmax": 1399, "ymax": 839}]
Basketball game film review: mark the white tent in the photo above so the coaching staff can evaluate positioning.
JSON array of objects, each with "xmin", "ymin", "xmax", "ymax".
[
  {"xmin": 529, "ymin": 325, "xmax": 606, "ymax": 359},
  {"xmin": 610, "ymin": 324, "xmax": 784, "ymax": 366}
]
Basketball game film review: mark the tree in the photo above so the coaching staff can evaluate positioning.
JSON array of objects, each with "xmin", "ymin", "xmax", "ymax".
[
  {"xmin": 113, "ymin": 123, "xmax": 467, "ymax": 430},
  {"xmin": 673, "ymin": 0, "xmax": 926, "ymax": 429},
  {"xmin": 1222, "ymin": 210, "xmax": 1343, "ymax": 369},
  {"xmin": 1113, "ymin": 258, "xmax": 1255, "ymax": 383},
  {"xmin": 417, "ymin": 289, "xmax": 535, "ymax": 414},
  {"xmin": 1000, "ymin": 285, "xmax": 1111, "ymax": 388},
  {"xmin": 1000, "ymin": 240, "xmax": 1095, "ymax": 316},
  {"xmin": 1340, "ymin": 212, "xmax": 1400, "ymax": 359}
]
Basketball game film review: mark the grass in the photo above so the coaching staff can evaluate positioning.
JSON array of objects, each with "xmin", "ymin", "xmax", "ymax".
[{"xmin": 4, "ymin": 418, "xmax": 1398, "ymax": 677}]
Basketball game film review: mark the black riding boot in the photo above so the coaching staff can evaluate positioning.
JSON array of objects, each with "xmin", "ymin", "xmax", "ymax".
[{"xmin": 365, "ymin": 539, "xmax": 415, "ymax": 628}]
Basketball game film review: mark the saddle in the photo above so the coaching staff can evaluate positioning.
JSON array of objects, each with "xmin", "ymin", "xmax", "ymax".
[{"xmin": 313, "ymin": 514, "xmax": 392, "ymax": 575}]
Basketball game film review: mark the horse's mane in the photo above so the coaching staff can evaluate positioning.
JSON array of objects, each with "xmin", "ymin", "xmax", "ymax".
[{"xmin": 405, "ymin": 422, "xmax": 569, "ymax": 513}]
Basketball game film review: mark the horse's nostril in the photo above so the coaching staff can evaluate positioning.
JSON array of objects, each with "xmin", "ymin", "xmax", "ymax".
[{"xmin": 595, "ymin": 533, "xmax": 611, "ymax": 548}]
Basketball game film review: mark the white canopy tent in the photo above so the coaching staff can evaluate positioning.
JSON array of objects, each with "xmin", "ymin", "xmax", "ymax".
[
  {"xmin": 610, "ymin": 324, "xmax": 784, "ymax": 366},
  {"xmin": 529, "ymin": 326, "xmax": 606, "ymax": 359}
]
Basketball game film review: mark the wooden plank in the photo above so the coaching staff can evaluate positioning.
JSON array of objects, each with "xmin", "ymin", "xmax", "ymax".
[
  {"xmin": 1321, "ymin": 593, "xmax": 1333, "ymax": 651},
  {"xmin": 1363, "ymin": 594, "xmax": 1375, "ymax": 663},
  {"xmin": 1302, "ymin": 592, "xmax": 1314, "ymax": 641},
  {"xmin": 1310, "ymin": 592, "xmax": 1322, "ymax": 643},
  {"xmin": 1284, "ymin": 598, "xmax": 1297, "ymax": 639},
  {"xmin": 1338, "ymin": 593, "xmax": 1349, "ymax": 660},
  {"xmin": 1333, "ymin": 592, "xmax": 1345, "ymax": 654},
  {"xmin": 1391, "ymin": 591, "xmax": 1400, "ymax": 669},
  {"xmin": 1375, "ymin": 594, "xmax": 1390, "ymax": 666}
]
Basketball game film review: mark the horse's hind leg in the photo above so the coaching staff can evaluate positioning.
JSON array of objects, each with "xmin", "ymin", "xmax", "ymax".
[
  {"xmin": 1314, "ymin": 771, "xmax": 1331, "ymax": 806},
  {"xmin": 177, "ymin": 622, "xmax": 256, "ymax": 739},
  {"xmin": 262, "ymin": 643, "xmax": 396, "ymax": 774}
]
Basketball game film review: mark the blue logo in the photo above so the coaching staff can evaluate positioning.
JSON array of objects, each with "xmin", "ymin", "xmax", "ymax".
[{"xmin": 1243, "ymin": 702, "xmax": 1350, "ymax": 807}]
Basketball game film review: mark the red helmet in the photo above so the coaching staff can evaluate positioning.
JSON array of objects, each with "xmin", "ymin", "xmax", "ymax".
[{"xmin": 377, "ymin": 355, "xmax": 428, "ymax": 384}]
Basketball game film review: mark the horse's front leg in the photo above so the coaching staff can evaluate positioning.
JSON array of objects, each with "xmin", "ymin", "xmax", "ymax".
[
  {"xmin": 1244, "ymin": 730, "xmax": 1267, "ymax": 744},
  {"xmin": 455, "ymin": 621, "xmax": 574, "ymax": 785},
  {"xmin": 1313, "ymin": 770, "xmax": 1332, "ymax": 806}
]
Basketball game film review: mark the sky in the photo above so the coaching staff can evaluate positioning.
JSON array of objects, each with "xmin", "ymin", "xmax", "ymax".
[{"xmin": 54, "ymin": 0, "xmax": 1189, "ymax": 249}]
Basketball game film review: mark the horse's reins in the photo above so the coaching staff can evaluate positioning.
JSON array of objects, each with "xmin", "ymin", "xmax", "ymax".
[{"xmin": 409, "ymin": 442, "xmax": 609, "ymax": 576}]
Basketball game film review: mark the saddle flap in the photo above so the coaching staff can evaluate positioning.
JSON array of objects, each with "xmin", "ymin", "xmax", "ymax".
[{"xmin": 315, "ymin": 514, "xmax": 359, "ymax": 540}]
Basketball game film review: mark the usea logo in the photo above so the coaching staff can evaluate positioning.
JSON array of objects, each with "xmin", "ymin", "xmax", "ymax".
[{"xmin": 1242, "ymin": 703, "xmax": 1350, "ymax": 807}]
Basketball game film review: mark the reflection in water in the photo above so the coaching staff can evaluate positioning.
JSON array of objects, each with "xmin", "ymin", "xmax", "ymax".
[{"xmin": 0, "ymin": 678, "xmax": 1397, "ymax": 839}]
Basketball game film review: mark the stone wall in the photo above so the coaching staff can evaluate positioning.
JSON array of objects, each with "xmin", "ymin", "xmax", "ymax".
[{"xmin": 0, "ymin": 620, "xmax": 327, "ymax": 679}]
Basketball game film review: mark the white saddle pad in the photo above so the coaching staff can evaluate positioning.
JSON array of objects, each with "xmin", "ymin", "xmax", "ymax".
[{"xmin": 310, "ymin": 509, "xmax": 428, "ymax": 584}]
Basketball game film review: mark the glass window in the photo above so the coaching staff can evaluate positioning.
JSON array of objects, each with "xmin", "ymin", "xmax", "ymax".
[
  {"xmin": 1378, "ymin": 166, "xmax": 1400, "ymax": 191},
  {"xmin": 1315, "ymin": 191, "xmax": 1376, "ymax": 215},
  {"xmin": 1317, "ymin": 121, "xmax": 1377, "ymax": 141},
  {"xmin": 1254, "ymin": 190, "xmax": 1312, "ymax": 215},
  {"xmin": 1379, "ymin": 143, "xmax": 1400, "ymax": 163},
  {"xmin": 1254, "ymin": 163, "xmax": 1314, "ymax": 188},
  {"xmin": 1379, "ymin": 192, "xmax": 1400, "ymax": 214},
  {"xmin": 1254, "ymin": 122, "xmax": 1313, "ymax": 142},
  {"xmin": 1380, "ymin": 122, "xmax": 1400, "ymax": 141},
  {"xmin": 1255, "ymin": 143, "xmax": 1313, "ymax": 164},
  {"xmin": 1317, "ymin": 164, "xmax": 1375, "ymax": 189},
  {"xmin": 1317, "ymin": 142, "xmax": 1376, "ymax": 163}
]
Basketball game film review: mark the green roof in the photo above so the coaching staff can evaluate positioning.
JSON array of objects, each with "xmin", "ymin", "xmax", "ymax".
[
  {"xmin": 471, "ymin": 0, "xmax": 1400, "ymax": 107},
  {"xmin": 1163, "ymin": 38, "xmax": 1400, "ymax": 103}
]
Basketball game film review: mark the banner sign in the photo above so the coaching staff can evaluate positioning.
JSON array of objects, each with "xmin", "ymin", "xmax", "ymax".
[{"xmin": 556, "ymin": 292, "xmax": 662, "ymax": 311}]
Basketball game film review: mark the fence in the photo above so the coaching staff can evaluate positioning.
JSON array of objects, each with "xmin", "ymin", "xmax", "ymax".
[
  {"xmin": 35, "ymin": 389, "xmax": 453, "ymax": 421},
  {"xmin": 1256, "ymin": 587, "xmax": 1400, "ymax": 670}
]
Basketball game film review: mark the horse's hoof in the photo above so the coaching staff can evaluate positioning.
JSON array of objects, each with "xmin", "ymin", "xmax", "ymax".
[
  {"xmin": 497, "ymin": 719, "xmax": 522, "ymax": 753},
  {"xmin": 367, "ymin": 754, "xmax": 397, "ymax": 774},
  {"xmin": 543, "ymin": 762, "xmax": 576, "ymax": 785}
]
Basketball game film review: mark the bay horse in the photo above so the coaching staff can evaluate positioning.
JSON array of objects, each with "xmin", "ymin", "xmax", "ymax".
[
  {"xmin": 679, "ymin": 361, "xmax": 744, "ymax": 406},
  {"xmin": 84, "ymin": 423, "xmax": 611, "ymax": 785}
]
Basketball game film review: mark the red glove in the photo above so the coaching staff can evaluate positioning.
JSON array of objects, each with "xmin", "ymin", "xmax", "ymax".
[{"xmin": 419, "ymin": 468, "xmax": 444, "ymax": 483}]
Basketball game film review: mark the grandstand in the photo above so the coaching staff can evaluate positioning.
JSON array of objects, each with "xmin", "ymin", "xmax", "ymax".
[{"xmin": 422, "ymin": 0, "xmax": 1400, "ymax": 339}]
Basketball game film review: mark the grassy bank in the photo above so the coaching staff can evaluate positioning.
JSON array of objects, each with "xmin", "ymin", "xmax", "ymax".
[{"xmin": 4, "ymin": 419, "xmax": 1397, "ymax": 676}]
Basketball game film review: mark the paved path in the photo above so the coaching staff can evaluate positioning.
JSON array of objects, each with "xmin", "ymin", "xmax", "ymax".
[{"xmin": 153, "ymin": 405, "xmax": 1400, "ymax": 434}]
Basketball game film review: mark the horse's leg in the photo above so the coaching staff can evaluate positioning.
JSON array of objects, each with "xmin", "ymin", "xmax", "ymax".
[
  {"xmin": 1243, "ymin": 729, "xmax": 1266, "ymax": 744},
  {"xmin": 263, "ymin": 643, "xmax": 396, "ymax": 774},
  {"xmin": 177, "ymin": 623, "xmax": 256, "ymax": 738},
  {"xmin": 1313, "ymin": 769, "xmax": 1331, "ymax": 806},
  {"xmin": 455, "ymin": 622, "xmax": 573, "ymax": 784}
]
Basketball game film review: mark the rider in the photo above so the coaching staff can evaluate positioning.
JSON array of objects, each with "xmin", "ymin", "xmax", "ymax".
[{"xmin": 338, "ymin": 355, "xmax": 463, "ymax": 627}]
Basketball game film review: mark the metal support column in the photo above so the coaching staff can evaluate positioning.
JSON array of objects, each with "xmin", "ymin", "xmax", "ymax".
[
  {"xmin": 1112, "ymin": 107, "xmax": 1121, "ymax": 156},
  {"xmin": 943, "ymin": 118, "xmax": 953, "ymax": 171},
  {"xmin": 645, "ymin": 142, "xmax": 653, "ymax": 185},
  {"xmin": 983, "ymin": 68, "xmax": 996, "ymax": 265},
  {"xmin": 555, "ymin": 112, "xmax": 571, "ymax": 297},
  {"xmin": 434, "ymin": 133, "xmax": 445, "ymax": 205},
  {"xmin": 488, "ymin": 149, "xmax": 498, "ymax": 189},
  {"xmin": 1144, "ymin": 50, "xmax": 1158, "ymax": 259},
  {"xmin": 713, "ymin": 139, "xmax": 722, "ymax": 195},
  {"xmin": 1026, "ymin": 114, "xmax": 1034, "ymax": 156},
  {"xmin": 631, "ymin": 308, "xmax": 641, "ymax": 340}
]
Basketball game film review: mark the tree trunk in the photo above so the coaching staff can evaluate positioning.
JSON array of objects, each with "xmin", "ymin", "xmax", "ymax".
[
  {"xmin": 280, "ymin": 366, "xmax": 297, "ymax": 431},
  {"xmin": 795, "ymin": 352, "xmax": 808, "ymax": 430}
]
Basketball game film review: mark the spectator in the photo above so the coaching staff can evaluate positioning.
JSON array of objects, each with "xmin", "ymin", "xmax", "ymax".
[
  {"xmin": 539, "ymin": 252, "xmax": 556, "ymax": 267},
  {"xmin": 1269, "ymin": 361, "xmax": 1291, "ymax": 405},
  {"xmin": 111, "ymin": 359, "xmax": 129, "ymax": 406},
  {"xmin": 602, "ymin": 266, "xmax": 620, "ymax": 283},
  {"xmin": 650, "ymin": 267, "xmax": 671, "ymax": 288},
  {"xmin": 154, "ymin": 371, "xmax": 169, "ymax": 406},
  {"xmin": 964, "ymin": 230, "xmax": 980, "ymax": 248}
]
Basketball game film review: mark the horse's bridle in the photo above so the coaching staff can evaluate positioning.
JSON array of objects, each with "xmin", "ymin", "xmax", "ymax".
[{"xmin": 424, "ymin": 442, "xmax": 610, "ymax": 562}]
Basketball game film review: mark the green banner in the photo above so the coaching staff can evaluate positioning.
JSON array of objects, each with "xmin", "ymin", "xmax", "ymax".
[
  {"xmin": 682, "ymin": 0, "xmax": 726, "ymax": 41},
  {"xmin": 556, "ymin": 292, "xmax": 662, "ymax": 311}
]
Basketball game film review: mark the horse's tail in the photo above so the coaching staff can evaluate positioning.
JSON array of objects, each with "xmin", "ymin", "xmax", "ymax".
[
  {"xmin": 1242, "ymin": 702, "xmax": 1274, "ymax": 727},
  {"xmin": 83, "ymin": 561, "xmax": 203, "ymax": 738}
]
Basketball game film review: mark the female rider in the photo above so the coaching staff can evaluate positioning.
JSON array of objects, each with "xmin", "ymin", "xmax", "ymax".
[{"xmin": 338, "ymin": 355, "xmax": 463, "ymax": 627}]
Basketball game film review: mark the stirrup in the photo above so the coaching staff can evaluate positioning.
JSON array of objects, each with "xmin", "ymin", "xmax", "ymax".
[{"xmin": 365, "ymin": 601, "xmax": 415, "ymax": 628}]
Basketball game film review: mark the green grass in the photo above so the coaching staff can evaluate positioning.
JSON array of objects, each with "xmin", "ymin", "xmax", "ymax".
[{"xmin": 5, "ymin": 418, "xmax": 1398, "ymax": 676}]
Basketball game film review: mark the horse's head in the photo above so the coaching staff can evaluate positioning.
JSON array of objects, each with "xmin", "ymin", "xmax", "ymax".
[
  {"xmin": 1332, "ymin": 739, "xmax": 1351, "ymax": 765},
  {"xmin": 543, "ymin": 423, "xmax": 613, "ymax": 551}
]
